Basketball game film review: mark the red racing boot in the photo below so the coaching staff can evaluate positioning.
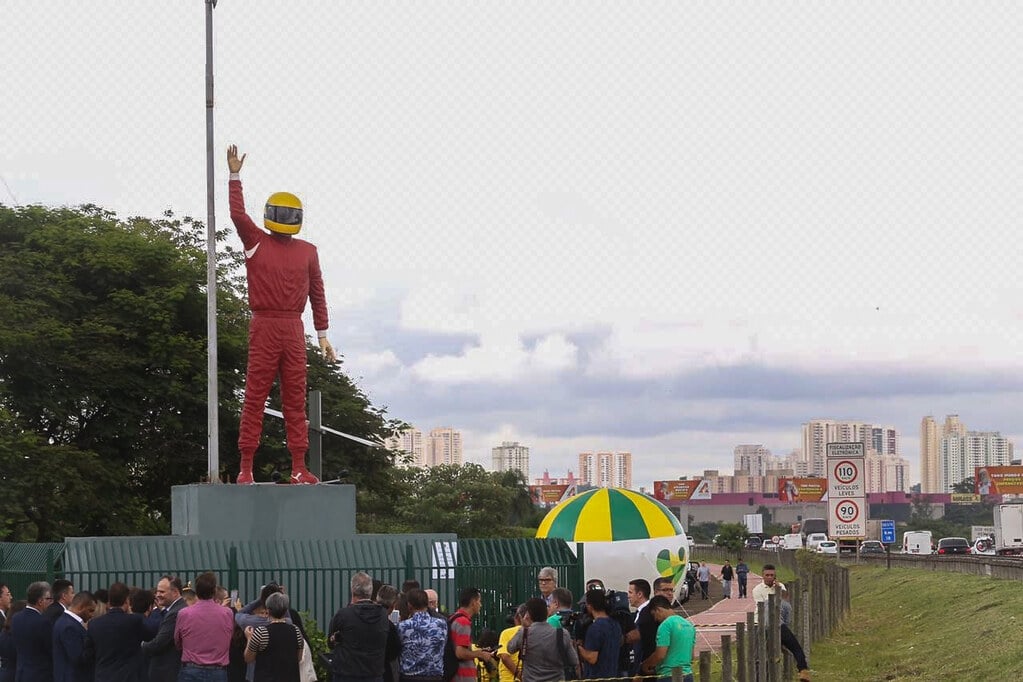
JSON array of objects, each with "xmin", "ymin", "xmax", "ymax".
[
  {"xmin": 290, "ymin": 468, "xmax": 320, "ymax": 485},
  {"xmin": 237, "ymin": 451, "xmax": 255, "ymax": 485}
]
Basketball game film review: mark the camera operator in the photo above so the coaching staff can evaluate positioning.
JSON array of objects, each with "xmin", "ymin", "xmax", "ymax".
[
  {"xmin": 576, "ymin": 589, "xmax": 622, "ymax": 680},
  {"xmin": 546, "ymin": 588, "xmax": 574, "ymax": 628},
  {"xmin": 571, "ymin": 580, "xmax": 604, "ymax": 645}
]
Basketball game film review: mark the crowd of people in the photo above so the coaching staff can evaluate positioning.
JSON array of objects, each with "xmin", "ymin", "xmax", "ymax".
[
  {"xmin": 0, "ymin": 566, "xmax": 705, "ymax": 682},
  {"xmin": 0, "ymin": 574, "xmax": 313, "ymax": 682}
]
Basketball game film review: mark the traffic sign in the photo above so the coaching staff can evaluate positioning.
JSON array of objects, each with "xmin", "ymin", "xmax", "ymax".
[
  {"xmin": 827, "ymin": 456, "xmax": 864, "ymax": 498},
  {"xmin": 881, "ymin": 520, "xmax": 896, "ymax": 544},
  {"xmin": 828, "ymin": 497, "xmax": 866, "ymax": 538}
]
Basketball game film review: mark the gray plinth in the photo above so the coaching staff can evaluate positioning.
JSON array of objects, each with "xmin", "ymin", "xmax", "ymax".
[{"xmin": 171, "ymin": 483, "xmax": 356, "ymax": 541}]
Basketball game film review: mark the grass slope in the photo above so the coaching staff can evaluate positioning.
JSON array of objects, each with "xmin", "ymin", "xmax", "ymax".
[{"xmin": 809, "ymin": 564, "xmax": 1023, "ymax": 680}]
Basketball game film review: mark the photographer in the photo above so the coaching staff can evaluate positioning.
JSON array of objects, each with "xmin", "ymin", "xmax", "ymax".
[
  {"xmin": 576, "ymin": 589, "xmax": 622, "ymax": 680},
  {"xmin": 507, "ymin": 598, "xmax": 579, "ymax": 682}
]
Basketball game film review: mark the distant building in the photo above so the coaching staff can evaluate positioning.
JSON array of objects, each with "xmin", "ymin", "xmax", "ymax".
[
  {"xmin": 733, "ymin": 444, "xmax": 773, "ymax": 477},
  {"xmin": 578, "ymin": 451, "xmax": 632, "ymax": 489},
  {"xmin": 864, "ymin": 452, "xmax": 911, "ymax": 493},
  {"xmin": 533, "ymin": 470, "xmax": 577, "ymax": 486},
  {"xmin": 920, "ymin": 416, "xmax": 941, "ymax": 494},
  {"xmin": 492, "ymin": 441, "xmax": 530, "ymax": 480},
  {"xmin": 384, "ymin": 428, "xmax": 425, "ymax": 467},
  {"xmin": 939, "ymin": 431, "xmax": 1012, "ymax": 492},
  {"xmin": 427, "ymin": 427, "xmax": 463, "ymax": 466},
  {"xmin": 801, "ymin": 419, "xmax": 898, "ymax": 476}
]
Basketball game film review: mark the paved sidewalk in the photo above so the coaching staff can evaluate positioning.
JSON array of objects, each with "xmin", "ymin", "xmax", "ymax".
[{"xmin": 682, "ymin": 563, "xmax": 765, "ymax": 654}]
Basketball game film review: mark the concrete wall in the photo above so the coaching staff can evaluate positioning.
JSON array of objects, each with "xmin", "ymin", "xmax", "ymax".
[{"xmin": 171, "ymin": 483, "xmax": 356, "ymax": 541}]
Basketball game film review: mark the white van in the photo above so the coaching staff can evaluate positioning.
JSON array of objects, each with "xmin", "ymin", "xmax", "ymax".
[
  {"xmin": 903, "ymin": 530, "xmax": 933, "ymax": 555},
  {"xmin": 806, "ymin": 533, "xmax": 829, "ymax": 550},
  {"xmin": 782, "ymin": 533, "xmax": 804, "ymax": 550}
]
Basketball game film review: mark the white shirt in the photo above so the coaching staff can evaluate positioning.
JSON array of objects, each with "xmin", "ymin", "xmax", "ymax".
[{"xmin": 633, "ymin": 599, "xmax": 650, "ymax": 623}]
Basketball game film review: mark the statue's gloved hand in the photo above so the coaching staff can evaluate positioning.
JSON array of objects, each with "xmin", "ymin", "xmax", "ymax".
[{"xmin": 319, "ymin": 336, "xmax": 337, "ymax": 363}]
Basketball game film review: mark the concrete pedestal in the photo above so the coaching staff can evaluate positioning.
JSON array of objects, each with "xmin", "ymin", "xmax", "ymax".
[{"xmin": 171, "ymin": 483, "xmax": 357, "ymax": 541}]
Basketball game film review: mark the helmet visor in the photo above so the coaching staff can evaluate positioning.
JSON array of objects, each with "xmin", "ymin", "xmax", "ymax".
[{"xmin": 265, "ymin": 204, "xmax": 303, "ymax": 226}]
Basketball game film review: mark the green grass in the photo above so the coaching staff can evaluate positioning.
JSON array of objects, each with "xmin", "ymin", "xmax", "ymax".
[{"xmin": 808, "ymin": 564, "xmax": 1023, "ymax": 680}]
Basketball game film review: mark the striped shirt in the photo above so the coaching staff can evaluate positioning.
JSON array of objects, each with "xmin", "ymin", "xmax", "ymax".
[{"xmin": 450, "ymin": 609, "xmax": 476, "ymax": 680}]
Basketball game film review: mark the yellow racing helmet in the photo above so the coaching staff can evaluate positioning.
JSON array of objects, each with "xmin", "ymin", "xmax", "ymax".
[{"xmin": 264, "ymin": 192, "xmax": 303, "ymax": 235}]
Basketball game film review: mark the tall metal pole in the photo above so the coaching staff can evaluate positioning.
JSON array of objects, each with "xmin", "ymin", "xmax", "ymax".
[{"xmin": 205, "ymin": 0, "xmax": 220, "ymax": 483}]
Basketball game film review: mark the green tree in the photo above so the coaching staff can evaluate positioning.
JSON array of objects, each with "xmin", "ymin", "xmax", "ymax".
[
  {"xmin": 381, "ymin": 464, "xmax": 539, "ymax": 537},
  {"xmin": 952, "ymin": 476, "xmax": 976, "ymax": 494},
  {"xmin": 715, "ymin": 522, "xmax": 749, "ymax": 556}
]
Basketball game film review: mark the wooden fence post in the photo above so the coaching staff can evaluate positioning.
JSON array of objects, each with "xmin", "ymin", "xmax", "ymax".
[
  {"xmin": 721, "ymin": 634, "xmax": 733, "ymax": 682},
  {"xmin": 756, "ymin": 601, "xmax": 767, "ymax": 682},
  {"xmin": 735, "ymin": 620, "xmax": 747, "ymax": 682},
  {"xmin": 746, "ymin": 611, "xmax": 756, "ymax": 682},
  {"xmin": 699, "ymin": 650, "xmax": 712, "ymax": 681}
]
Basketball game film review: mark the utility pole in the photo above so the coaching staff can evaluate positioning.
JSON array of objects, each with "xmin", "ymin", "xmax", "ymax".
[{"xmin": 205, "ymin": 0, "xmax": 220, "ymax": 483}]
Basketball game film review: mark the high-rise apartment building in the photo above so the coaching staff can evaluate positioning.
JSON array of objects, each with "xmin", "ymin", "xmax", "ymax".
[
  {"xmin": 801, "ymin": 420, "xmax": 879, "ymax": 476},
  {"xmin": 944, "ymin": 415, "xmax": 967, "ymax": 437},
  {"xmin": 734, "ymin": 444, "xmax": 773, "ymax": 477},
  {"xmin": 871, "ymin": 426, "xmax": 899, "ymax": 456},
  {"xmin": 492, "ymin": 441, "xmax": 530, "ymax": 479},
  {"xmin": 939, "ymin": 430, "xmax": 1011, "ymax": 492},
  {"xmin": 427, "ymin": 427, "xmax": 463, "ymax": 466},
  {"xmin": 864, "ymin": 452, "xmax": 911, "ymax": 493},
  {"xmin": 920, "ymin": 416, "xmax": 940, "ymax": 493},
  {"xmin": 578, "ymin": 452, "xmax": 633, "ymax": 489},
  {"xmin": 384, "ymin": 427, "xmax": 425, "ymax": 467}
]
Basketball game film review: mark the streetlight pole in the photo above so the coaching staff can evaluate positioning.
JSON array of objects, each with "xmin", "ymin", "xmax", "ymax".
[{"xmin": 205, "ymin": 0, "xmax": 220, "ymax": 483}]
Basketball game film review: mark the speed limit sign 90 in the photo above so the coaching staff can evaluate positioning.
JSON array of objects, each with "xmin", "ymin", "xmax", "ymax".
[{"xmin": 835, "ymin": 500, "xmax": 860, "ymax": 523}]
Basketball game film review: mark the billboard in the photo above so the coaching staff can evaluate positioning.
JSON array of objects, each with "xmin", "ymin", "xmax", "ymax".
[
  {"xmin": 529, "ymin": 484, "xmax": 575, "ymax": 507},
  {"xmin": 777, "ymin": 477, "xmax": 828, "ymax": 503},
  {"xmin": 975, "ymin": 466, "xmax": 1023, "ymax": 495},
  {"xmin": 653, "ymin": 479, "xmax": 712, "ymax": 502}
]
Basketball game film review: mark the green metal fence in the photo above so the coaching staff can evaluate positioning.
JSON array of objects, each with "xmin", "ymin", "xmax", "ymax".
[{"xmin": 0, "ymin": 543, "xmax": 64, "ymax": 600}]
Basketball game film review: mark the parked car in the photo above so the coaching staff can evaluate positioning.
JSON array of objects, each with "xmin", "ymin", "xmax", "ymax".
[
  {"xmin": 858, "ymin": 540, "xmax": 886, "ymax": 555},
  {"xmin": 687, "ymin": 535, "xmax": 695, "ymax": 545},
  {"xmin": 761, "ymin": 540, "xmax": 779, "ymax": 551},
  {"xmin": 806, "ymin": 532, "xmax": 829, "ymax": 551},
  {"xmin": 971, "ymin": 537, "xmax": 996, "ymax": 556},
  {"xmin": 744, "ymin": 536, "xmax": 763, "ymax": 550},
  {"xmin": 816, "ymin": 541, "xmax": 839, "ymax": 555},
  {"xmin": 936, "ymin": 537, "xmax": 971, "ymax": 555}
]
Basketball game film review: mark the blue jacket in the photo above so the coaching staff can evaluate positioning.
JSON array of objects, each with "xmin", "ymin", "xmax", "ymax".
[
  {"xmin": 52, "ymin": 612, "xmax": 93, "ymax": 682},
  {"xmin": 11, "ymin": 607, "xmax": 53, "ymax": 682},
  {"xmin": 89, "ymin": 607, "xmax": 154, "ymax": 682}
]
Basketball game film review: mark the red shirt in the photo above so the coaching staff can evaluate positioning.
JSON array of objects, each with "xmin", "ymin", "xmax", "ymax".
[
  {"xmin": 450, "ymin": 609, "xmax": 476, "ymax": 680},
  {"xmin": 174, "ymin": 599, "xmax": 234, "ymax": 666},
  {"xmin": 229, "ymin": 179, "xmax": 329, "ymax": 331}
]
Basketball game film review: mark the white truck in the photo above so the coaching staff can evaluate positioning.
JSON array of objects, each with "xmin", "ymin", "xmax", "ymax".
[
  {"xmin": 781, "ymin": 533, "xmax": 804, "ymax": 550},
  {"xmin": 993, "ymin": 504, "xmax": 1023, "ymax": 556},
  {"xmin": 902, "ymin": 530, "xmax": 933, "ymax": 555}
]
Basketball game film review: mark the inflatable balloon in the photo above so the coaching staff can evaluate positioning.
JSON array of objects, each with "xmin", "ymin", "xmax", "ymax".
[{"xmin": 536, "ymin": 488, "xmax": 691, "ymax": 601}]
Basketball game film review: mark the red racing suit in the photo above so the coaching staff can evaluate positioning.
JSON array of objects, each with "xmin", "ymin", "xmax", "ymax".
[{"xmin": 230, "ymin": 178, "xmax": 329, "ymax": 469}]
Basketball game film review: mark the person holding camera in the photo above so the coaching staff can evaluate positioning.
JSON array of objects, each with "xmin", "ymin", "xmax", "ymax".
[{"xmin": 576, "ymin": 589, "xmax": 622, "ymax": 680}]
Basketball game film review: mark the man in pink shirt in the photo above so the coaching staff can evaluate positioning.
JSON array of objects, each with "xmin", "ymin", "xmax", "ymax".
[{"xmin": 174, "ymin": 572, "xmax": 234, "ymax": 682}]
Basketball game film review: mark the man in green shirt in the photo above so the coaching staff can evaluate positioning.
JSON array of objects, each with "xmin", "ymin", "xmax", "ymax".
[{"xmin": 639, "ymin": 595, "xmax": 696, "ymax": 682}]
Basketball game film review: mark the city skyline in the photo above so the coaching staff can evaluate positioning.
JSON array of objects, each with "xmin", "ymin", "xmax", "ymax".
[{"xmin": 4, "ymin": 2, "xmax": 1023, "ymax": 491}]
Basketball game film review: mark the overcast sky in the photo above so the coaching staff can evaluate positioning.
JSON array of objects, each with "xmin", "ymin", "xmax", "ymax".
[{"xmin": 4, "ymin": 1, "xmax": 1023, "ymax": 488}]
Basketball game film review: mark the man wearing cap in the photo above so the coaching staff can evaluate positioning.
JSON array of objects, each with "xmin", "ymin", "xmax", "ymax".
[{"xmin": 227, "ymin": 144, "xmax": 336, "ymax": 486}]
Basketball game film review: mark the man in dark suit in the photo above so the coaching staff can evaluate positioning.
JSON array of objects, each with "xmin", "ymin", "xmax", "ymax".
[
  {"xmin": 11, "ymin": 581, "xmax": 54, "ymax": 682},
  {"xmin": 45, "ymin": 581, "xmax": 75, "ymax": 624},
  {"xmin": 88, "ymin": 582, "xmax": 153, "ymax": 682},
  {"xmin": 0, "ymin": 583, "xmax": 11, "ymax": 631},
  {"xmin": 141, "ymin": 575, "xmax": 185, "ymax": 682},
  {"xmin": 625, "ymin": 578, "xmax": 657, "ymax": 676},
  {"xmin": 52, "ymin": 592, "xmax": 96, "ymax": 682}
]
